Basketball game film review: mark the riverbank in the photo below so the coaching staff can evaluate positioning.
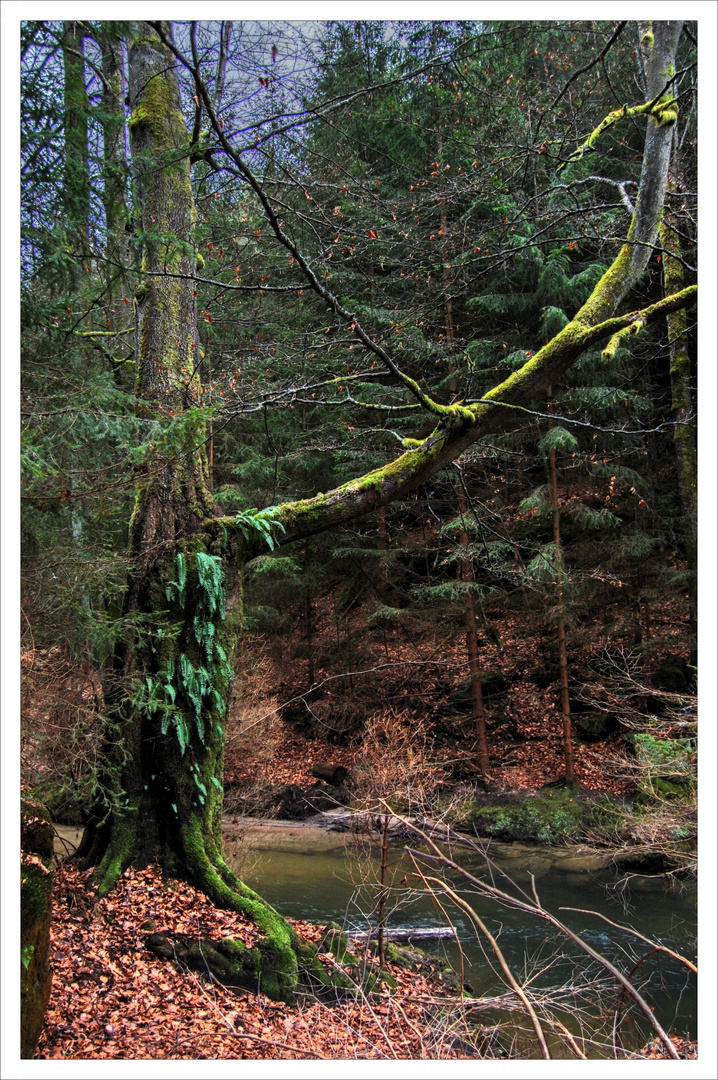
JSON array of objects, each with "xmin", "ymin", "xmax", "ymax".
[
  {"xmin": 44, "ymin": 821, "xmax": 698, "ymax": 1061},
  {"xmin": 53, "ymin": 801, "xmax": 694, "ymax": 879}
]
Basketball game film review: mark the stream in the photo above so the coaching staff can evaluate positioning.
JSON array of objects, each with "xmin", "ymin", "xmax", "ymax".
[
  {"xmin": 225, "ymin": 817, "xmax": 697, "ymax": 1052},
  {"xmin": 53, "ymin": 818, "xmax": 697, "ymax": 1054}
]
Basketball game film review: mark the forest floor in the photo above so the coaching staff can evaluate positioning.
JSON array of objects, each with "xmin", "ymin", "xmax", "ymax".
[
  {"xmin": 221, "ymin": 587, "xmax": 694, "ymax": 819},
  {"xmin": 36, "ymin": 863, "xmax": 493, "ymax": 1060},
  {"xmin": 36, "ymin": 863, "xmax": 697, "ymax": 1061},
  {"xmin": 23, "ymin": 579, "xmax": 697, "ymax": 1061}
]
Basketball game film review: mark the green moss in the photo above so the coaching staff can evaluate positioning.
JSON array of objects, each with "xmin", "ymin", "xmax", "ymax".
[
  {"xmin": 129, "ymin": 68, "xmax": 175, "ymax": 143},
  {"xmin": 93, "ymin": 816, "xmax": 135, "ymax": 897},
  {"xmin": 558, "ymin": 96, "xmax": 677, "ymax": 175},
  {"xmin": 21, "ymin": 803, "xmax": 54, "ymax": 1059},
  {"xmin": 472, "ymin": 790, "xmax": 585, "ymax": 844}
]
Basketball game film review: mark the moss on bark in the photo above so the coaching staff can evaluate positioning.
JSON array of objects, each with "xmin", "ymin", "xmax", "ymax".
[{"xmin": 21, "ymin": 799, "xmax": 54, "ymax": 1058}]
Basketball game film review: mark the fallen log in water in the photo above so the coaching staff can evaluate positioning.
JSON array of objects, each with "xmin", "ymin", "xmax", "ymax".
[{"xmin": 349, "ymin": 926, "xmax": 454, "ymax": 942}]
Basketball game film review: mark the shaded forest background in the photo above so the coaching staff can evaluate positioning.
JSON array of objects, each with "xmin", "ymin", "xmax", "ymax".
[
  {"xmin": 20, "ymin": 19, "xmax": 698, "ymax": 842},
  {"xmin": 14, "ymin": 15, "xmax": 712, "ymax": 1065}
]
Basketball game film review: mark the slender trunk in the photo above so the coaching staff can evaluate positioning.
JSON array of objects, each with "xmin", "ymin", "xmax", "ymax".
[
  {"xmin": 457, "ymin": 487, "xmax": 490, "ymax": 778},
  {"xmin": 62, "ymin": 22, "xmax": 90, "ymax": 262},
  {"xmin": 376, "ymin": 506, "xmax": 387, "ymax": 599},
  {"xmin": 304, "ymin": 541, "xmax": 315, "ymax": 688},
  {"xmin": 547, "ymin": 389, "xmax": 574, "ymax": 785},
  {"xmin": 98, "ymin": 25, "xmax": 129, "ymax": 283},
  {"xmin": 214, "ymin": 21, "xmax": 232, "ymax": 109},
  {"xmin": 660, "ymin": 196, "xmax": 697, "ymax": 649},
  {"xmin": 376, "ymin": 813, "xmax": 390, "ymax": 969}
]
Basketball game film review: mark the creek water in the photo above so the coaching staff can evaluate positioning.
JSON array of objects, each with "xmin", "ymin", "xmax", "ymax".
[{"xmin": 226, "ymin": 820, "xmax": 697, "ymax": 1053}]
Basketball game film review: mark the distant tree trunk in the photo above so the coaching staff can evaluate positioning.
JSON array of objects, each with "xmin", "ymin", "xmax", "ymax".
[
  {"xmin": 660, "ymin": 198, "xmax": 697, "ymax": 650},
  {"xmin": 304, "ymin": 540, "xmax": 315, "ymax": 688},
  {"xmin": 97, "ymin": 24, "xmax": 129, "ymax": 294},
  {"xmin": 214, "ymin": 20, "xmax": 233, "ymax": 109},
  {"xmin": 457, "ymin": 486, "xmax": 491, "ymax": 778},
  {"xmin": 62, "ymin": 21, "xmax": 90, "ymax": 261},
  {"xmin": 547, "ymin": 389, "xmax": 575, "ymax": 786},
  {"xmin": 376, "ymin": 506, "xmax": 387, "ymax": 599}
]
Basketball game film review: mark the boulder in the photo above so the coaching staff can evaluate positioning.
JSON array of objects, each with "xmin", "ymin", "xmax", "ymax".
[{"xmin": 652, "ymin": 653, "xmax": 692, "ymax": 694}]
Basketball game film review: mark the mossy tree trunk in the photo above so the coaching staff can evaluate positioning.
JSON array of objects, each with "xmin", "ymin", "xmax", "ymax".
[
  {"xmin": 77, "ymin": 21, "xmax": 691, "ymax": 1003},
  {"xmin": 75, "ymin": 23, "xmax": 302, "ymax": 1001},
  {"xmin": 62, "ymin": 21, "xmax": 90, "ymax": 264}
]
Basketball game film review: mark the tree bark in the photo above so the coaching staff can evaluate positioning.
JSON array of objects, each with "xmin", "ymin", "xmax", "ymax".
[
  {"xmin": 457, "ymin": 486, "xmax": 491, "ymax": 778},
  {"xmin": 76, "ymin": 23, "xmax": 303, "ymax": 1001},
  {"xmin": 546, "ymin": 390, "xmax": 575, "ymax": 786},
  {"xmin": 97, "ymin": 24, "xmax": 129, "ymax": 292},
  {"xmin": 62, "ymin": 21, "xmax": 90, "ymax": 262},
  {"xmin": 660, "ymin": 196, "xmax": 697, "ymax": 648}
]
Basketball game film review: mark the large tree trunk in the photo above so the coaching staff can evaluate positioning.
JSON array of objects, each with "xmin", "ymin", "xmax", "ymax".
[{"xmin": 75, "ymin": 23, "xmax": 302, "ymax": 1001}]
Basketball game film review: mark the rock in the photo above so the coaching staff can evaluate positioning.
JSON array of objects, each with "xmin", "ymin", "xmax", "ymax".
[
  {"xmin": 311, "ymin": 763, "xmax": 349, "ymax": 786},
  {"xmin": 573, "ymin": 711, "xmax": 619, "ymax": 743},
  {"xmin": 652, "ymin": 654, "xmax": 692, "ymax": 694},
  {"xmin": 21, "ymin": 798, "xmax": 54, "ymax": 1059}
]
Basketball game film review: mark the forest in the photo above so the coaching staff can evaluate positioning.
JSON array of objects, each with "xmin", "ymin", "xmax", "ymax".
[{"xmin": 18, "ymin": 16, "xmax": 701, "ymax": 1065}]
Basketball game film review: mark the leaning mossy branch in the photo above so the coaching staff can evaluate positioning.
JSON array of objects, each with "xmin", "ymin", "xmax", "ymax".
[
  {"xmin": 213, "ymin": 285, "xmax": 695, "ymax": 549},
  {"xmin": 602, "ymin": 317, "xmax": 646, "ymax": 362},
  {"xmin": 557, "ymin": 96, "xmax": 678, "ymax": 174}
]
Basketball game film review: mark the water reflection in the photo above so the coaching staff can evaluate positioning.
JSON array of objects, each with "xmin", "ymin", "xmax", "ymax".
[{"xmin": 230, "ymin": 828, "xmax": 697, "ymax": 1048}]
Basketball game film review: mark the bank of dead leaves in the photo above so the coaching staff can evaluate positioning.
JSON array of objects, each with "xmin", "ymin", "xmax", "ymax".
[{"xmin": 37, "ymin": 864, "xmax": 470, "ymax": 1060}]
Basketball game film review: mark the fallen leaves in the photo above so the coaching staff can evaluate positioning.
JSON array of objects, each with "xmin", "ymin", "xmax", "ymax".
[{"xmin": 37, "ymin": 864, "xmax": 463, "ymax": 1060}]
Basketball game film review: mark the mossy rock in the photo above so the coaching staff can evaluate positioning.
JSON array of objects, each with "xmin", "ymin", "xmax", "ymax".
[
  {"xmin": 21, "ymin": 798, "xmax": 54, "ymax": 1059},
  {"xmin": 447, "ymin": 672, "xmax": 507, "ymax": 711},
  {"xmin": 470, "ymin": 789, "xmax": 585, "ymax": 844},
  {"xmin": 384, "ymin": 941, "xmax": 471, "ymax": 994},
  {"xmin": 573, "ymin": 711, "xmax": 620, "ymax": 743},
  {"xmin": 319, "ymin": 923, "xmax": 351, "ymax": 963},
  {"xmin": 628, "ymin": 734, "xmax": 696, "ymax": 804}
]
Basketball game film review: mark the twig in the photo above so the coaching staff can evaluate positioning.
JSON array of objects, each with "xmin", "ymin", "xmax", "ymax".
[
  {"xmin": 559, "ymin": 907, "xmax": 697, "ymax": 974},
  {"xmin": 422, "ymin": 874, "xmax": 552, "ymax": 1059},
  {"xmin": 390, "ymin": 811, "xmax": 681, "ymax": 1059},
  {"xmin": 184, "ymin": 967, "xmax": 329, "ymax": 1058},
  {"xmin": 553, "ymin": 22, "xmax": 628, "ymax": 105}
]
